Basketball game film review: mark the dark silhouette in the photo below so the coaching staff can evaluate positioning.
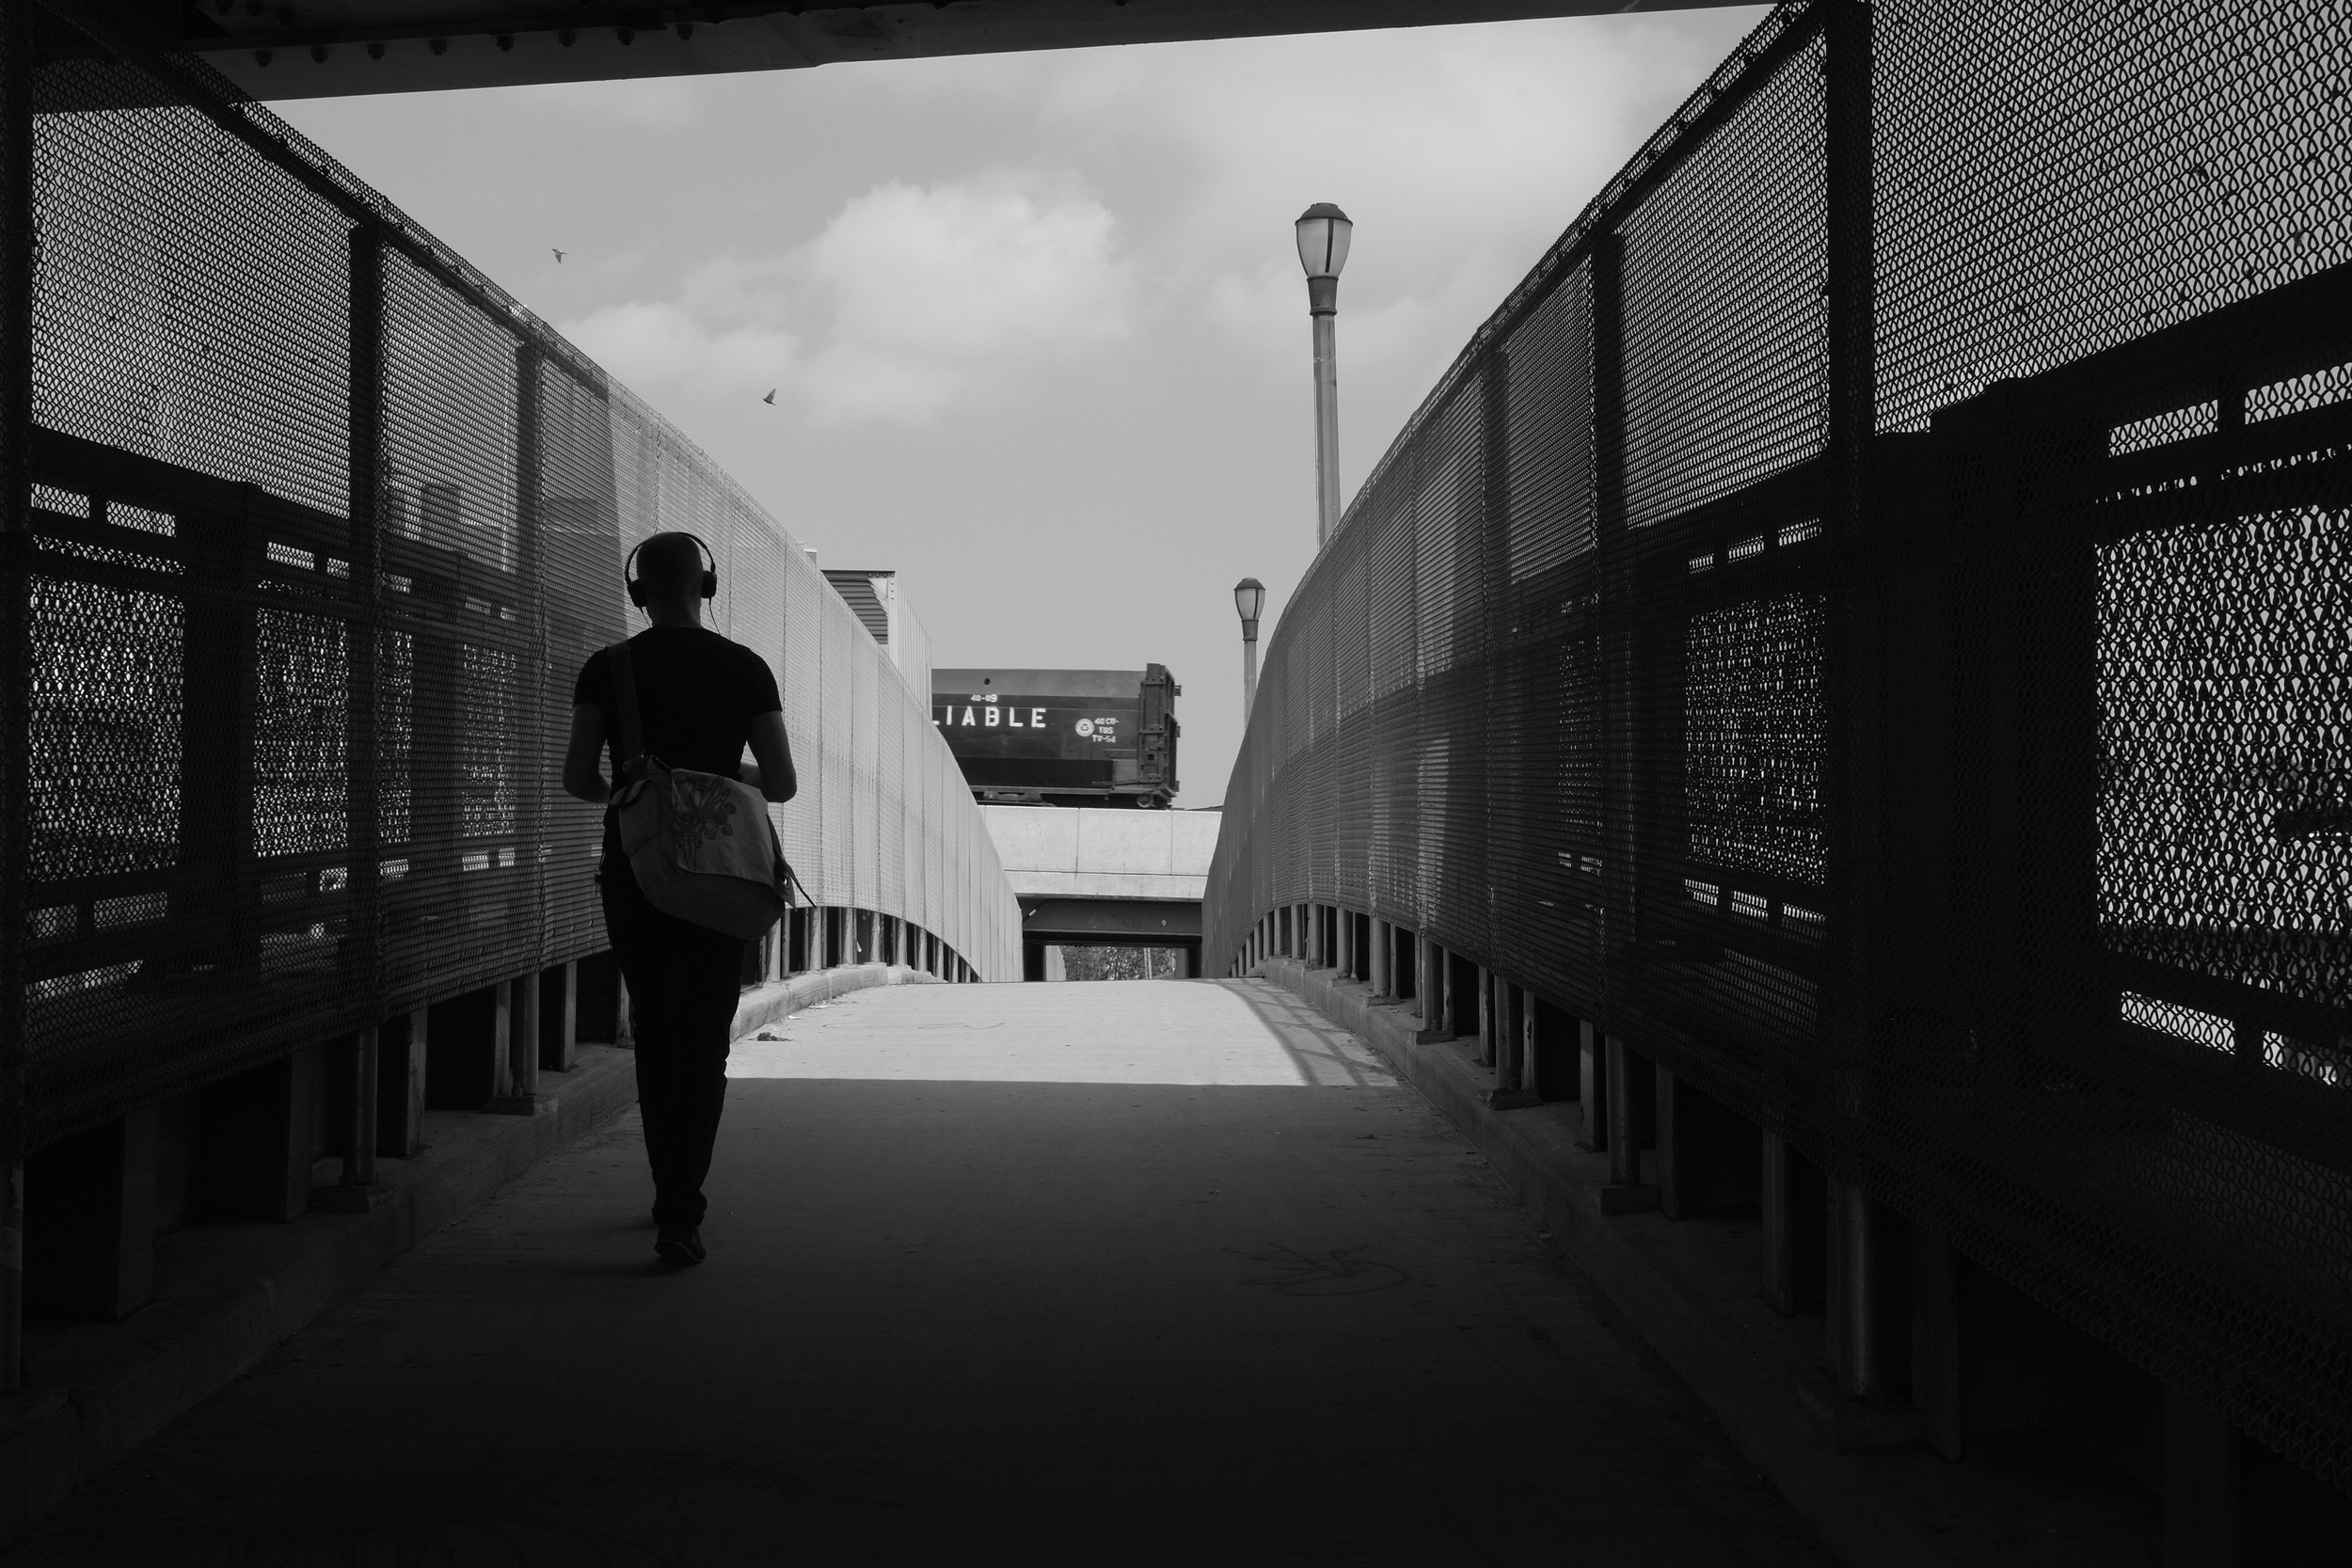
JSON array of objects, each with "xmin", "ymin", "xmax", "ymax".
[{"xmin": 562, "ymin": 531, "xmax": 797, "ymax": 1265}]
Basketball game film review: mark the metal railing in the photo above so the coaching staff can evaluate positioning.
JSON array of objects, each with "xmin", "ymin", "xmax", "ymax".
[
  {"xmin": 1208, "ymin": 0, "xmax": 2351, "ymax": 1496},
  {"xmin": 1, "ymin": 5, "xmax": 1019, "ymax": 1165}
]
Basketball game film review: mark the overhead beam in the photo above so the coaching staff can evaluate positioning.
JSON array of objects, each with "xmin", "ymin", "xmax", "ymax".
[
  {"xmin": 1022, "ymin": 896, "xmax": 1200, "ymax": 944},
  {"xmin": 87, "ymin": 0, "xmax": 1763, "ymax": 101}
]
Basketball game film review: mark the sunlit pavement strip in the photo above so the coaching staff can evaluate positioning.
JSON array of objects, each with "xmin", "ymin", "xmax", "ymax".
[{"xmin": 729, "ymin": 976, "xmax": 1397, "ymax": 1087}]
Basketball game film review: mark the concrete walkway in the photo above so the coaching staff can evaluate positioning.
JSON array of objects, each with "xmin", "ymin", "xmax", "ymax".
[{"xmin": 14, "ymin": 980, "xmax": 1830, "ymax": 1566}]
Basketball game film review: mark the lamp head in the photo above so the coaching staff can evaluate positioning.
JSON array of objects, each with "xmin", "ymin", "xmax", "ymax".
[
  {"xmin": 1295, "ymin": 204, "xmax": 1352, "ymax": 280},
  {"xmin": 1234, "ymin": 577, "xmax": 1265, "ymax": 638}
]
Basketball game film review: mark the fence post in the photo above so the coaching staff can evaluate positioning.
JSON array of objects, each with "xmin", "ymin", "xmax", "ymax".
[
  {"xmin": 1578, "ymin": 1020, "xmax": 1608, "ymax": 1152},
  {"xmin": 544, "ymin": 961, "xmax": 577, "ymax": 1071},
  {"xmin": 1588, "ymin": 230, "xmax": 1633, "ymax": 1044},
  {"xmin": 1826, "ymin": 1173, "xmax": 1881, "ymax": 1398},
  {"xmin": 0, "ymin": 0, "xmax": 31, "ymax": 1393},
  {"xmin": 1761, "ymin": 1130, "xmax": 1797, "ymax": 1316},
  {"xmin": 514, "ymin": 338, "xmax": 549, "ymax": 1080},
  {"xmin": 328, "ymin": 225, "xmax": 391, "ymax": 1211},
  {"xmin": 320, "ymin": 1027, "xmax": 385, "ymax": 1212},
  {"xmin": 1822, "ymin": 0, "xmax": 1881, "ymax": 1180}
]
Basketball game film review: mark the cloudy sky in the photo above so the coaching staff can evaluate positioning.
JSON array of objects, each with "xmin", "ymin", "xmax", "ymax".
[{"xmin": 276, "ymin": 7, "xmax": 1767, "ymax": 806}]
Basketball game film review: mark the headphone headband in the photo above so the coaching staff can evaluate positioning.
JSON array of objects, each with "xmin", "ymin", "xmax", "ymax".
[{"xmin": 625, "ymin": 531, "xmax": 719, "ymax": 608}]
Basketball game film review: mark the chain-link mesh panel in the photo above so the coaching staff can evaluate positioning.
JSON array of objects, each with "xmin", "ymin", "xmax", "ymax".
[
  {"xmin": 1206, "ymin": 0, "xmax": 2352, "ymax": 1494},
  {"xmin": 17, "ymin": 11, "xmax": 1021, "ymax": 1146}
]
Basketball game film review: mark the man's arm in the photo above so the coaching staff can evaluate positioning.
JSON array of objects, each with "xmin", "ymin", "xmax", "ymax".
[
  {"xmin": 561, "ymin": 704, "xmax": 610, "ymax": 805},
  {"xmin": 746, "ymin": 710, "xmax": 797, "ymax": 804}
]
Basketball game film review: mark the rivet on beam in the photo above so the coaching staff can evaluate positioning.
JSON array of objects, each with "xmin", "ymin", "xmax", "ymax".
[
  {"xmin": 254, "ymin": 47, "xmax": 272, "ymax": 64},
  {"xmin": 675, "ymin": 21, "xmax": 693, "ymax": 40},
  {"xmin": 429, "ymin": 36, "xmax": 447, "ymax": 54},
  {"xmin": 497, "ymin": 33, "xmax": 514, "ymax": 50},
  {"xmin": 616, "ymin": 26, "xmax": 635, "ymax": 44},
  {"xmin": 367, "ymin": 40, "xmax": 384, "ymax": 58},
  {"xmin": 310, "ymin": 43, "xmax": 327, "ymax": 61}
]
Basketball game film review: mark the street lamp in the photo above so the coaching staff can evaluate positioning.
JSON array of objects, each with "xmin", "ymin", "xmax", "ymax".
[
  {"xmin": 1295, "ymin": 202, "xmax": 1352, "ymax": 547},
  {"xmin": 1234, "ymin": 577, "xmax": 1265, "ymax": 721}
]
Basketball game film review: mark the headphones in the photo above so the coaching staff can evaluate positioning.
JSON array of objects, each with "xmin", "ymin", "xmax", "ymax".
[{"xmin": 624, "ymin": 532, "xmax": 719, "ymax": 609}]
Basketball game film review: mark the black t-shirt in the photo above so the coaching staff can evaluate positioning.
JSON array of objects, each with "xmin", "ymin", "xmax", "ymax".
[{"xmin": 574, "ymin": 626, "xmax": 784, "ymax": 852}]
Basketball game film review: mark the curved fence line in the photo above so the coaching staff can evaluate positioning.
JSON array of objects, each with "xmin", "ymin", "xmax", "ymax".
[
  {"xmin": 10, "ymin": 4, "xmax": 1021, "ymax": 1154},
  {"xmin": 1209, "ymin": 0, "xmax": 2352, "ymax": 1494}
]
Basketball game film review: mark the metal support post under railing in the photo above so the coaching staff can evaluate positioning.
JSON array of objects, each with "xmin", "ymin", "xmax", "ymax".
[{"xmin": 0, "ymin": 0, "xmax": 34, "ymax": 1393}]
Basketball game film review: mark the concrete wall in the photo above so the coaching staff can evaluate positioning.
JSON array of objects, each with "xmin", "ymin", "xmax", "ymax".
[{"xmin": 978, "ymin": 806, "xmax": 1220, "ymax": 903}]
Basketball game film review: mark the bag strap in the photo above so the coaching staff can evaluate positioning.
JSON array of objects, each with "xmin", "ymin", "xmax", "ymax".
[{"xmin": 604, "ymin": 640, "xmax": 648, "ymax": 781}]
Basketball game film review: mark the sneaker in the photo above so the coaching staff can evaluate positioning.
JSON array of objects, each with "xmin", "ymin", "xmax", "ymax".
[{"xmin": 655, "ymin": 1227, "xmax": 707, "ymax": 1266}]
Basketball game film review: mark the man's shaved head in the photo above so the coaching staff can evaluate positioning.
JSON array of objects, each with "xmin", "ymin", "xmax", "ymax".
[{"xmin": 634, "ymin": 531, "xmax": 708, "ymax": 597}]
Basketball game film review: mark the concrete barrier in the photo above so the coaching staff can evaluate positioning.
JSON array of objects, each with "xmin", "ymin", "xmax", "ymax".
[{"xmin": 730, "ymin": 962, "xmax": 942, "ymax": 1042}]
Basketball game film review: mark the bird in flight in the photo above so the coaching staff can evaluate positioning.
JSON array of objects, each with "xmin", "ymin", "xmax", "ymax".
[
  {"xmin": 763, "ymin": 389, "xmax": 777, "ymax": 404},
  {"xmin": 551, "ymin": 247, "xmax": 565, "ymax": 263}
]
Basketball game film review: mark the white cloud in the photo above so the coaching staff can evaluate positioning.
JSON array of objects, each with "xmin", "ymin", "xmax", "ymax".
[
  {"xmin": 796, "ymin": 172, "xmax": 1136, "ymax": 420},
  {"xmin": 561, "ymin": 170, "xmax": 1134, "ymax": 424},
  {"xmin": 818, "ymin": 11, "xmax": 1770, "ymax": 460}
]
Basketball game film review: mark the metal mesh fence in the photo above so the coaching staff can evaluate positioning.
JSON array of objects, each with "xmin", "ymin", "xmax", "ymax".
[
  {"xmin": 11, "ymin": 1, "xmax": 1022, "ymax": 1150},
  {"xmin": 1208, "ymin": 0, "xmax": 2352, "ymax": 1492}
]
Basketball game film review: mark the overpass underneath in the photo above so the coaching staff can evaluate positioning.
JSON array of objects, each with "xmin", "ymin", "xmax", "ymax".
[{"xmin": 976, "ymin": 804, "xmax": 1218, "ymax": 976}]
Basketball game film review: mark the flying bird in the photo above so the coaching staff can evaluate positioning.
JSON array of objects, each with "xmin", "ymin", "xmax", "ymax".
[
  {"xmin": 762, "ymin": 389, "xmax": 776, "ymax": 404},
  {"xmin": 551, "ymin": 247, "xmax": 565, "ymax": 262}
]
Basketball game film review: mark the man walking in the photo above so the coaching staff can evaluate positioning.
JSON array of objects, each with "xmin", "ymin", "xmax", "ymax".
[{"xmin": 560, "ymin": 531, "xmax": 797, "ymax": 1265}]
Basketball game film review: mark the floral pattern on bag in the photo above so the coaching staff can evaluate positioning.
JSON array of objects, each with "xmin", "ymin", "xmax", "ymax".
[{"xmin": 670, "ymin": 771, "xmax": 740, "ymax": 842}]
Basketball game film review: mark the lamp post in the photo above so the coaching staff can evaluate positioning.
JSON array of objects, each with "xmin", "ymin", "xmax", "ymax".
[
  {"xmin": 1295, "ymin": 202, "xmax": 1352, "ymax": 546},
  {"xmin": 1234, "ymin": 577, "xmax": 1265, "ymax": 721}
]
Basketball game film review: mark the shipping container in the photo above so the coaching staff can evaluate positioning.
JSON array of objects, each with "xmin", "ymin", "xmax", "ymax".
[{"xmin": 932, "ymin": 665, "xmax": 1179, "ymax": 806}]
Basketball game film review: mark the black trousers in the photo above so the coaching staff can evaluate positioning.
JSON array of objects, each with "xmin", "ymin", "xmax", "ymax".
[{"xmin": 600, "ymin": 857, "xmax": 748, "ymax": 1228}]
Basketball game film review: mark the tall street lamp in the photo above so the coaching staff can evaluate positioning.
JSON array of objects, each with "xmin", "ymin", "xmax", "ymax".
[
  {"xmin": 1295, "ymin": 202, "xmax": 1352, "ymax": 547},
  {"xmin": 1234, "ymin": 577, "xmax": 1265, "ymax": 721}
]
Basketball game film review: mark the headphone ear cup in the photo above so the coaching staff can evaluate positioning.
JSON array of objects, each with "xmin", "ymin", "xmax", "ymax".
[{"xmin": 700, "ymin": 571, "xmax": 718, "ymax": 600}]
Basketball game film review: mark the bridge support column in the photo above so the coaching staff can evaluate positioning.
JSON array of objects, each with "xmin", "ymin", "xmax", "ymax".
[
  {"xmin": 1608, "ymin": 1038, "xmax": 1638, "ymax": 1178},
  {"xmin": 1370, "ymin": 920, "xmax": 1390, "ymax": 996},
  {"xmin": 1656, "ymin": 1065, "xmax": 1679, "ymax": 1218},
  {"xmin": 321, "ymin": 1027, "xmax": 389, "ymax": 1212},
  {"xmin": 198, "ymin": 1046, "xmax": 322, "ymax": 1222},
  {"xmin": 1490, "ymin": 984, "xmax": 1540, "ymax": 1110},
  {"xmin": 22, "ymin": 1105, "xmax": 158, "ymax": 1323},
  {"xmin": 382, "ymin": 1007, "xmax": 427, "ymax": 1158},
  {"xmin": 543, "ymin": 962, "xmax": 577, "ymax": 1072},
  {"xmin": 1826, "ymin": 1175, "xmax": 1881, "ymax": 1399},
  {"xmin": 1470, "ymin": 966, "xmax": 1491, "ymax": 1066},
  {"xmin": 1603, "ymin": 1036, "xmax": 1656, "ymax": 1211},
  {"xmin": 488, "ymin": 974, "xmax": 540, "ymax": 1114},
  {"xmin": 1761, "ymin": 1130, "xmax": 1797, "ymax": 1316},
  {"xmin": 1495, "ymin": 982, "xmax": 1518, "ymax": 1086},
  {"xmin": 1578, "ymin": 1022, "xmax": 1607, "ymax": 1152},
  {"xmin": 1417, "ymin": 939, "xmax": 1446, "ymax": 1038}
]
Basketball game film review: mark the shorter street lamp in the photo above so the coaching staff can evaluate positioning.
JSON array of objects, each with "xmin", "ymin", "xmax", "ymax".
[{"xmin": 1234, "ymin": 577, "xmax": 1265, "ymax": 721}]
